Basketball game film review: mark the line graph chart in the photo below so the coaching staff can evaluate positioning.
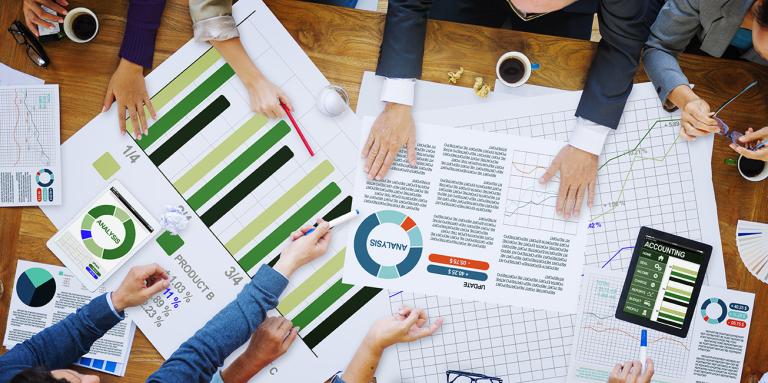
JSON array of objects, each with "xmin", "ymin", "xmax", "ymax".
[
  {"xmin": 573, "ymin": 273, "xmax": 692, "ymax": 380},
  {"xmin": 505, "ymin": 150, "xmax": 578, "ymax": 236},
  {"xmin": 0, "ymin": 87, "xmax": 58, "ymax": 168}
]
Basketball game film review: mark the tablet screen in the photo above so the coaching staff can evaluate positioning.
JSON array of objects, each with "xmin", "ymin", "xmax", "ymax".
[{"xmin": 621, "ymin": 233, "xmax": 705, "ymax": 329}]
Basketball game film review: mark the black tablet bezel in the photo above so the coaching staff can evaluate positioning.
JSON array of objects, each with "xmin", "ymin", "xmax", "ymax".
[{"xmin": 614, "ymin": 226, "xmax": 712, "ymax": 338}]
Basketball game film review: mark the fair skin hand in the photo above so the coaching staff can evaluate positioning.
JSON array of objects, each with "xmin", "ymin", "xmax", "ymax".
[
  {"xmin": 212, "ymin": 38, "xmax": 292, "ymax": 119},
  {"xmin": 272, "ymin": 220, "xmax": 331, "ymax": 278},
  {"xmin": 730, "ymin": 126, "xmax": 768, "ymax": 161},
  {"xmin": 341, "ymin": 307, "xmax": 442, "ymax": 383},
  {"xmin": 220, "ymin": 317, "xmax": 298, "ymax": 383},
  {"xmin": 608, "ymin": 359, "xmax": 654, "ymax": 383},
  {"xmin": 22, "ymin": 0, "xmax": 67, "ymax": 35},
  {"xmin": 103, "ymin": 59, "xmax": 157, "ymax": 138},
  {"xmin": 362, "ymin": 102, "xmax": 416, "ymax": 180},
  {"xmin": 48, "ymin": 264, "xmax": 169, "ymax": 383},
  {"xmin": 541, "ymin": 145, "xmax": 598, "ymax": 219},
  {"xmin": 667, "ymin": 85, "xmax": 718, "ymax": 141}
]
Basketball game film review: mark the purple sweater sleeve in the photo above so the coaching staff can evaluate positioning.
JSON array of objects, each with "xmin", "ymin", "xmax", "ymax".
[{"xmin": 119, "ymin": 0, "xmax": 167, "ymax": 68}]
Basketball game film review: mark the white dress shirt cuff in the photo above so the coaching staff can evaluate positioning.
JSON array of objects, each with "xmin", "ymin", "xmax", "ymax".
[
  {"xmin": 568, "ymin": 117, "xmax": 612, "ymax": 155},
  {"xmin": 380, "ymin": 78, "xmax": 416, "ymax": 106},
  {"xmin": 107, "ymin": 293, "xmax": 125, "ymax": 320}
]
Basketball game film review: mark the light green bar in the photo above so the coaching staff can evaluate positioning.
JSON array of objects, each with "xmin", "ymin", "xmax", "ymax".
[
  {"xmin": 225, "ymin": 160, "xmax": 334, "ymax": 254},
  {"xmin": 666, "ymin": 286, "xmax": 692, "ymax": 297},
  {"xmin": 659, "ymin": 305, "xmax": 686, "ymax": 318},
  {"xmin": 174, "ymin": 114, "xmax": 269, "ymax": 194},
  {"xmin": 671, "ymin": 265, "xmax": 698, "ymax": 277},
  {"xmin": 127, "ymin": 48, "xmax": 222, "ymax": 135},
  {"xmin": 277, "ymin": 248, "xmax": 345, "ymax": 314}
]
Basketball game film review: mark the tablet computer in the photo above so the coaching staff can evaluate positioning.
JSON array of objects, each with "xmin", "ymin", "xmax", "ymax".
[
  {"xmin": 47, "ymin": 181, "xmax": 158, "ymax": 291},
  {"xmin": 615, "ymin": 226, "xmax": 712, "ymax": 337}
]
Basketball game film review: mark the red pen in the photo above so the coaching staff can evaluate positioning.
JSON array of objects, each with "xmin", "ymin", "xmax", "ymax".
[{"xmin": 280, "ymin": 101, "xmax": 314, "ymax": 157}]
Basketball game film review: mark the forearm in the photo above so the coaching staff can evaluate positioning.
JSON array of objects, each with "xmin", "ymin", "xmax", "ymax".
[
  {"xmin": 341, "ymin": 336, "xmax": 384, "ymax": 383},
  {"xmin": 148, "ymin": 265, "xmax": 287, "ymax": 383},
  {"xmin": 667, "ymin": 84, "xmax": 699, "ymax": 110},
  {"xmin": 120, "ymin": 0, "xmax": 166, "ymax": 68},
  {"xmin": 212, "ymin": 38, "xmax": 264, "ymax": 86},
  {"xmin": 375, "ymin": 0, "xmax": 432, "ymax": 79}
]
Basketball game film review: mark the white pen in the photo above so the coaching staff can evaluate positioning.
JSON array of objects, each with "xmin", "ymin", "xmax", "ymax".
[
  {"xmin": 304, "ymin": 209, "xmax": 360, "ymax": 236},
  {"xmin": 640, "ymin": 328, "xmax": 648, "ymax": 372}
]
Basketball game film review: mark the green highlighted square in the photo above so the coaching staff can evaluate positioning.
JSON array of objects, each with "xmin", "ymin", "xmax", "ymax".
[
  {"xmin": 93, "ymin": 152, "xmax": 121, "ymax": 180},
  {"xmin": 156, "ymin": 231, "xmax": 184, "ymax": 256}
]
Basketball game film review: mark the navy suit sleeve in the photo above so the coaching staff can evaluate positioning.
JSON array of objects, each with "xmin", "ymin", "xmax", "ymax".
[
  {"xmin": 575, "ymin": 0, "xmax": 657, "ymax": 129},
  {"xmin": 375, "ymin": 0, "xmax": 433, "ymax": 79},
  {"xmin": 0, "ymin": 294, "xmax": 123, "ymax": 382}
]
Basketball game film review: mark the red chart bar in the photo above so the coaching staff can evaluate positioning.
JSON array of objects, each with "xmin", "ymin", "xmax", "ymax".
[
  {"xmin": 428, "ymin": 254, "xmax": 490, "ymax": 271},
  {"xmin": 401, "ymin": 216, "xmax": 417, "ymax": 231}
]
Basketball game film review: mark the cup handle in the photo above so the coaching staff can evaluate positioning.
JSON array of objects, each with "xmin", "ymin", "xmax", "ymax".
[{"xmin": 531, "ymin": 63, "xmax": 540, "ymax": 71}]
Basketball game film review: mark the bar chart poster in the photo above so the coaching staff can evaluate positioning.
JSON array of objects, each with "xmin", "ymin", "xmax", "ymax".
[{"xmin": 40, "ymin": 1, "xmax": 390, "ymax": 381}]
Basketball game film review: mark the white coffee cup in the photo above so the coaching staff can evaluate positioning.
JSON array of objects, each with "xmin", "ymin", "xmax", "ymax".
[
  {"xmin": 496, "ymin": 51, "xmax": 533, "ymax": 88},
  {"xmin": 63, "ymin": 7, "xmax": 99, "ymax": 43},
  {"xmin": 737, "ymin": 155, "xmax": 768, "ymax": 181}
]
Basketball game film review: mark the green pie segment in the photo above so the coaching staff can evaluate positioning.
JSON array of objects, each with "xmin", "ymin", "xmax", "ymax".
[{"xmin": 80, "ymin": 204, "xmax": 137, "ymax": 260}]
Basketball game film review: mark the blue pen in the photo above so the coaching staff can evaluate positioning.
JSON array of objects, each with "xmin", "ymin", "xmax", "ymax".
[
  {"xmin": 304, "ymin": 209, "xmax": 360, "ymax": 236},
  {"xmin": 639, "ymin": 329, "xmax": 648, "ymax": 372}
]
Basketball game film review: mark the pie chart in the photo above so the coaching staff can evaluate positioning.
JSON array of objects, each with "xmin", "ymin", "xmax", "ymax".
[{"xmin": 16, "ymin": 267, "xmax": 56, "ymax": 307}]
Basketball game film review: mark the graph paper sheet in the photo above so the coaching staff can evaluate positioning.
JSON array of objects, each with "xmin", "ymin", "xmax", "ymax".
[
  {"xmin": 359, "ymin": 77, "xmax": 726, "ymax": 383},
  {"xmin": 343, "ymin": 119, "xmax": 588, "ymax": 311},
  {"xmin": 569, "ymin": 270, "xmax": 753, "ymax": 383},
  {"xmin": 0, "ymin": 85, "xmax": 61, "ymax": 206},
  {"xmin": 41, "ymin": 1, "xmax": 391, "ymax": 381}
]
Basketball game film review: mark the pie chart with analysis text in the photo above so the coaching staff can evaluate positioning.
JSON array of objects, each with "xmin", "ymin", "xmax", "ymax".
[
  {"xmin": 81, "ymin": 204, "xmax": 136, "ymax": 260},
  {"xmin": 16, "ymin": 268, "xmax": 56, "ymax": 307},
  {"xmin": 353, "ymin": 210, "xmax": 423, "ymax": 279}
]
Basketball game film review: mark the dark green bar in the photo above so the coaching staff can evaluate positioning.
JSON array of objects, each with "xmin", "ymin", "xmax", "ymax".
[
  {"xmin": 267, "ymin": 195, "xmax": 352, "ymax": 267},
  {"xmin": 303, "ymin": 287, "xmax": 382, "ymax": 349},
  {"xmin": 238, "ymin": 182, "xmax": 341, "ymax": 271},
  {"xmin": 290, "ymin": 279, "xmax": 354, "ymax": 330},
  {"xmin": 657, "ymin": 311, "xmax": 684, "ymax": 323},
  {"xmin": 200, "ymin": 146, "xmax": 294, "ymax": 226},
  {"xmin": 149, "ymin": 95, "xmax": 230, "ymax": 165},
  {"xmin": 137, "ymin": 64, "xmax": 235, "ymax": 150},
  {"xmin": 664, "ymin": 291, "xmax": 690, "ymax": 303},
  {"xmin": 188, "ymin": 121, "xmax": 292, "ymax": 210}
]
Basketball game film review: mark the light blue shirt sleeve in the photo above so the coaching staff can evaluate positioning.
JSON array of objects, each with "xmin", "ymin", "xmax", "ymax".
[
  {"xmin": 106, "ymin": 293, "xmax": 126, "ymax": 320},
  {"xmin": 210, "ymin": 369, "xmax": 225, "ymax": 383}
]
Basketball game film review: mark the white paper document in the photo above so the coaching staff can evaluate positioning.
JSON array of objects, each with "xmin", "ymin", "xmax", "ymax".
[
  {"xmin": 0, "ymin": 85, "xmax": 61, "ymax": 206},
  {"xmin": 569, "ymin": 270, "xmax": 753, "ymax": 383},
  {"xmin": 343, "ymin": 119, "xmax": 587, "ymax": 311},
  {"xmin": 0, "ymin": 63, "xmax": 44, "ymax": 86},
  {"xmin": 3, "ymin": 260, "xmax": 135, "ymax": 365}
]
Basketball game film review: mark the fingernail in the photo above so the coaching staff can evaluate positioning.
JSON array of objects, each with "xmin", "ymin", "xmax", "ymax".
[
  {"xmin": 102, "ymin": 105, "xmax": 107, "ymax": 112},
  {"xmin": 375, "ymin": 176, "xmax": 382, "ymax": 180}
]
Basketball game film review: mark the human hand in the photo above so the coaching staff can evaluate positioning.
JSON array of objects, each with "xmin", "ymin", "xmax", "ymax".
[
  {"xmin": 103, "ymin": 59, "xmax": 156, "ymax": 138},
  {"xmin": 680, "ymin": 98, "xmax": 718, "ymax": 141},
  {"xmin": 22, "ymin": 0, "xmax": 67, "ymax": 35},
  {"xmin": 364, "ymin": 306, "xmax": 443, "ymax": 352},
  {"xmin": 730, "ymin": 126, "xmax": 768, "ymax": 161},
  {"xmin": 111, "ymin": 264, "xmax": 170, "ymax": 311},
  {"xmin": 607, "ymin": 359, "xmax": 654, "ymax": 383},
  {"xmin": 273, "ymin": 220, "xmax": 331, "ymax": 278},
  {"xmin": 362, "ymin": 103, "xmax": 416, "ymax": 180},
  {"xmin": 541, "ymin": 145, "xmax": 598, "ymax": 219},
  {"xmin": 221, "ymin": 316, "xmax": 298, "ymax": 383},
  {"xmin": 244, "ymin": 75, "xmax": 292, "ymax": 119}
]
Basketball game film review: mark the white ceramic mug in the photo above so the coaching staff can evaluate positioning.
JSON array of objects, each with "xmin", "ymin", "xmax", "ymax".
[
  {"xmin": 496, "ymin": 51, "xmax": 533, "ymax": 88},
  {"xmin": 737, "ymin": 155, "xmax": 768, "ymax": 181},
  {"xmin": 63, "ymin": 7, "xmax": 99, "ymax": 43}
]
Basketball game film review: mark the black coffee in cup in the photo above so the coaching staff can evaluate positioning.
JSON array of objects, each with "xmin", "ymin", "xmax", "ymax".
[
  {"xmin": 499, "ymin": 57, "xmax": 526, "ymax": 84},
  {"xmin": 738, "ymin": 157, "xmax": 766, "ymax": 178},
  {"xmin": 72, "ymin": 13, "xmax": 97, "ymax": 40}
]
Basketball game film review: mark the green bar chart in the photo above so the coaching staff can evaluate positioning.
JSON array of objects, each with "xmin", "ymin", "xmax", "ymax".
[
  {"xmin": 290, "ymin": 279, "xmax": 354, "ymax": 330},
  {"xmin": 277, "ymin": 248, "xmax": 346, "ymax": 314}
]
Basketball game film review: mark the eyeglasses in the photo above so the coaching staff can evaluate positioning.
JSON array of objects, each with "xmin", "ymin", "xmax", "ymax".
[
  {"xmin": 713, "ymin": 80, "xmax": 761, "ymax": 150},
  {"xmin": 506, "ymin": 0, "xmax": 550, "ymax": 21},
  {"xmin": 8, "ymin": 21, "xmax": 50, "ymax": 68},
  {"xmin": 446, "ymin": 370, "xmax": 503, "ymax": 383}
]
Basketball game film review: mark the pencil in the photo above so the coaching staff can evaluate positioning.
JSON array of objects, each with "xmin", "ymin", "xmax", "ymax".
[{"xmin": 281, "ymin": 101, "xmax": 314, "ymax": 156}]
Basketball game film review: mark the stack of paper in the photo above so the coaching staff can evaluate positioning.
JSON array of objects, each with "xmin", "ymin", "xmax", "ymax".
[{"xmin": 736, "ymin": 220, "xmax": 768, "ymax": 283}]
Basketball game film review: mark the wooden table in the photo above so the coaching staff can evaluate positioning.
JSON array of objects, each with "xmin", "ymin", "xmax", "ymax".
[{"xmin": 1, "ymin": 0, "xmax": 767, "ymax": 381}]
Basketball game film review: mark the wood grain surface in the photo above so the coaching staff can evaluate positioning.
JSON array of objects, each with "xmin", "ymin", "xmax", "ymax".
[{"xmin": 1, "ymin": 0, "xmax": 766, "ymax": 381}]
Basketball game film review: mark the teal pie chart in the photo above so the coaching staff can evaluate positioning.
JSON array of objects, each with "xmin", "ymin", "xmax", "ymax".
[
  {"xmin": 16, "ymin": 268, "xmax": 56, "ymax": 307},
  {"xmin": 353, "ymin": 210, "xmax": 423, "ymax": 279}
]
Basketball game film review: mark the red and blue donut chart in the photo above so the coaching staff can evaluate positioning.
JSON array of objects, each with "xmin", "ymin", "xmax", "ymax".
[{"xmin": 353, "ymin": 210, "xmax": 422, "ymax": 279}]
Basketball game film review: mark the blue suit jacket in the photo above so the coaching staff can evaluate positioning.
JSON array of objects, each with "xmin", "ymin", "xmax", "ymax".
[{"xmin": 376, "ymin": 0, "xmax": 662, "ymax": 129}]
